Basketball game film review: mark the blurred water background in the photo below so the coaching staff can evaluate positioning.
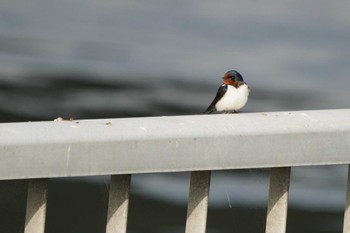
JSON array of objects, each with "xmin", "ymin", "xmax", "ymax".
[{"xmin": 1, "ymin": 1, "xmax": 350, "ymax": 233}]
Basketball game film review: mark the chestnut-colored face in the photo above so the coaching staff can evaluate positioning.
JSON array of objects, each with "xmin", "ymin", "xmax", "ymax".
[{"xmin": 222, "ymin": 70, "xmax": 244, "ymax": 87}]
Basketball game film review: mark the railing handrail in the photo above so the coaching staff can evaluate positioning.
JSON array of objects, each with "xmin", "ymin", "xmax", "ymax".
[
  {"xmin": 1, "ymin": 109, "xmax": 350, "ymax": 180},
  {"xmin": 2, "ymin": 109, "xmax": 349, "ymax": 233}
]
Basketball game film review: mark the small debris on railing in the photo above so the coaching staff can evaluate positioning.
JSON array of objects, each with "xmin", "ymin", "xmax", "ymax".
[
  {"xmin": 105, "ymin": 122, "xmax": 112, "ymax": 126},
  {"xmin": 54, "ymin": 117, "xmax": 64, "ymax": 122},
  {"xmin": 53, "ymin": 117, "xmax": 75, "ymax": 122}
]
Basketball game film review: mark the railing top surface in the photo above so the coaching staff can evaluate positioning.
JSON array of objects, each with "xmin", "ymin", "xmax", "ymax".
[{"xmin": 0, "ymin": 109, "xmax": 350, "ymax": 180}]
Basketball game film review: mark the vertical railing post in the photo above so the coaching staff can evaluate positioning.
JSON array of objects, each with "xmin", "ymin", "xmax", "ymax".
[
  {"xmin": 106, "ymin": 174, "xmax": 131, "ymax": 233},
  {"xmin": 185, "ymin": 171, "xmax": 211, "ymax": 233},
  {"xmin": 265, "ymin": 167, "xmax": 291, "ymax": 233},
  {"xmin": 343, "ymin": 165, "xmax": 350, "ymax": 233},
  {"xmin": 24, "ymin": 179, "xmax": 49, "ymax": 233}
]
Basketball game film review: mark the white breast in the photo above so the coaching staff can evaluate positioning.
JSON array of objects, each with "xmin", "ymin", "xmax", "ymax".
[{"xmin": 215, "ymin": 84, "xmax": 250, "ymax": 112}]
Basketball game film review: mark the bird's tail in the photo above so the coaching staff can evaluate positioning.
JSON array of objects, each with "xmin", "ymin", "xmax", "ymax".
[{"xmin": 203, "ymin": 107, "xmax": 214, "ymax": 114}]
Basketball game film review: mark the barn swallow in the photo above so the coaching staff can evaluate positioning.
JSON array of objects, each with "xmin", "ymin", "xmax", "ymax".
[{"xmin": 204, "ymin": 70, "xmax": 250, "ymax": 114}]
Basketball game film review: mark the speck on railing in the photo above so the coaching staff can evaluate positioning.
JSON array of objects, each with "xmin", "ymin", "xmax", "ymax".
[{"xmin": 1, "ymin": 109, "xmax": 350, "ymax": 233}]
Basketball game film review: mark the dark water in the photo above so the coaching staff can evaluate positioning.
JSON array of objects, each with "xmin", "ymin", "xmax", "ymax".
[
  {"xmin": 0, "ymin": 71, "xmax": 345, "ymax": 123},
  {"xmin": 1, "ymin": 1, "xmax": 350, "ymax": 232}
]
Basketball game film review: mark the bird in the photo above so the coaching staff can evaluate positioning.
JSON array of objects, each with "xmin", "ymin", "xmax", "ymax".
[{"xmin": 204, "ymin": 70, "xmax": 250, "ymax": 114}]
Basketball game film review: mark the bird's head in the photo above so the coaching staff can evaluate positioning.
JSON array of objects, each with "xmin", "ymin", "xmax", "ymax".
[{"xmin": 222, "ymin": 70, "xmax": 244, "ymax": 86}]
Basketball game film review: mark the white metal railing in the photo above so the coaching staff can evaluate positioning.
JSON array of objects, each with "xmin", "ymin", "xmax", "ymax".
[{"xmin": 1, "ymin": 109, "xmax": 350, "ymax": 233}]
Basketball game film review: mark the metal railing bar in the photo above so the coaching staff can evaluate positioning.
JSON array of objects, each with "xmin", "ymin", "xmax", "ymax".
[
  {"xmin": 24, "ymin": 179, "xmax": 48, "ymax": 233},
  {"xmin": 106, "ymin": 174, "xmax": 131, "ymax": 233},
  {"xmin": 265, "ymin": 167, "xmax": 291, "ymax": 233},
  {"xmin": 1, "ymin": 109, "xmax": 350, "ymax": 180},
  {"xmin": 185, "ymin": 171, "xmax": 211, "ymax": 233},
  {"xmin": 343, "ymin": 165, "xmax": 350, "ymax": 233}
]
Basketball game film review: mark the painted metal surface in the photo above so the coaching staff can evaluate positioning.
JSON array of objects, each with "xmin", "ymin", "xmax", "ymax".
[
  {"xmin": 106, "ymin": 175, "xmax": 131, "ymax": 233},
  {"xmin": 24, "ymin": 179, "xmax": 48, "ymax": 233},
  {"xmin": 265, "ymin": 167, "xmax": 291, "ymax": 233},
  {"xmin": 343, "ymin": 165, "xmax": 350, "ymax": 233},
  {"xmin": 185, "ymin": 171, "xmax": 211, "ymax": 233},
  {"xmin": 0, "ymin": 109, "xmax": 350, "ymax": 179}
]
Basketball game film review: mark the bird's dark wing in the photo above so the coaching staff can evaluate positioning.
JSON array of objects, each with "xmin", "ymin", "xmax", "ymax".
[{"xmin": 204, "ymin": 85, "xmax": 227, "ymax": 114}]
